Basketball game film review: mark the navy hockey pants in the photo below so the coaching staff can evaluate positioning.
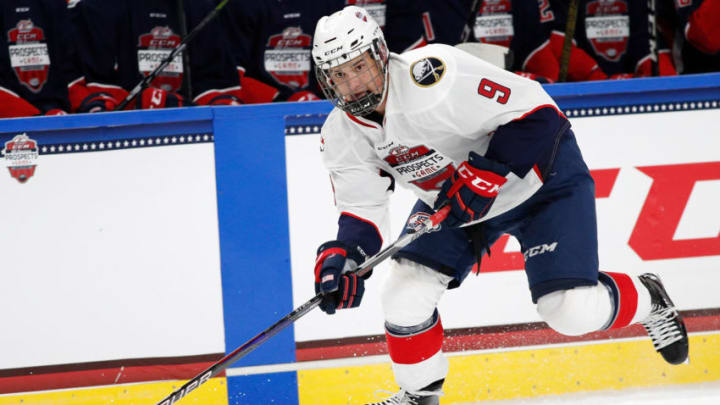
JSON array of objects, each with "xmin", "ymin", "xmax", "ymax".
[{"xmin": 393, "ymin": 129, "xmax": 599, "ymax": 302}]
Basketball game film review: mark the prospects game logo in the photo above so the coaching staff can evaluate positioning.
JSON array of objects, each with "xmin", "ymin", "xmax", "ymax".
[{"xmin": 2, "ymin": 133, "xmax": 39, "ymax": 183}]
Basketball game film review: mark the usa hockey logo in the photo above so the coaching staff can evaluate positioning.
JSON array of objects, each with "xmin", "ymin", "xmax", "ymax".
[
  {"xmin": 7, "ymin": 19, "xmax": 51, "ymax": 93},
  {"xmin": 346, "ymin": 0, "xmax": 387, "ymax": 28},
  {"xmin": 410, "ymin": 57, "xmax": 445, "ymax": 87},
  {"xmin": 585, "ymin": 0, "xmax": 629, "ymax": 62},
  {"xmin": 2, "ymin": 133, "xmax": 39, "ymax": 183},
  {"xmin": 265, "ymin": 27, "xmax": 312, "ymax": 90},
  {"xmin": 407, "ymin": 212, "xmax": 441, "ymax": 233}
]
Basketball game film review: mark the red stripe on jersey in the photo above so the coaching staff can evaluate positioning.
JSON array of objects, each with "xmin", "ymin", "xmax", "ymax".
[
  {"xmin": 533, "ymin": 164, "xmax": 544, "ymax": 183},
  {"xmin": 340, "ymin": 211, "xmax": 384, "ymax": 245},
  {"xmin": 511, "ymin": 104, "xmax": 565, "ymax": 122},
  {"xmin": 386, "ymin": 317, "xmax": 444, "ymax": 364},
  {"xmin": 604, "ymin": 272, "xmax": 639, "ymax": 329},
  {"xmin": 346, "ymin": 112, "xmax": 380, "ymax": 129}
]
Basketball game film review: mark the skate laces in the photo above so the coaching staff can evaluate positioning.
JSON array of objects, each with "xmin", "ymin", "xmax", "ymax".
[
  {"xmin": 641, "ymin": 305, "xmax": 683, "ymax": 350},
  {"xmin": 368, "ymin": 389, "xmax": 407, "ymax": 405},
  {"xmin": 368, "ymin": 388, "xmax": 443, "ymax": 405}
]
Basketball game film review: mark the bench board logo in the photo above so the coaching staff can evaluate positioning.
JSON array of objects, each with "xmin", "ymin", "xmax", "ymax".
[
  {"xmin": 2, "ymin": 133, "xmax": 39, "ymax": 183},
  {"xmin": 265, "ymin": 27, "xmax": 312, "ymax": 89},
  {"xmin": 410, "ymin": 57, "xmax": 445, "ymax": 87},
  {"xmin": 138, "ymin": 26, "xmax": 183, "ymax": 92},
  {"xmin": 585, "ymin": 0, "xmax": 629, "ymax": 61},
  {"xmin": 8, "ymin": 19, "xmax": 51, "ymax": 93},
  {"xmin": 474, "ymin": 0, "xmax": 514, "ymax": 47}
]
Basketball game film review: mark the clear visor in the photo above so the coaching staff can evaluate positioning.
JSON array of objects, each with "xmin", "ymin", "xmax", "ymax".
[{"xmin": 315, "ymin": 41, "xmax": 387, "ymax": 116}]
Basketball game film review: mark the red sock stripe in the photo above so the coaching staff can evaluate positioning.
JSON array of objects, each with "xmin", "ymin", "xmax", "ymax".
[
  {"xmin": 605, "ymin": 272, "xmax": 639, "ymax": 329},
  {"xmin": 385, "ymin": 317, "xmax": 444, "ymax": 365}
]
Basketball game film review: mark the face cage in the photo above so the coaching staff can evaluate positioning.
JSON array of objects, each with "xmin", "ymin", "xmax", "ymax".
[{"xmin": 315, "ymin": 40, "xmax": 388, "ymax": 117}]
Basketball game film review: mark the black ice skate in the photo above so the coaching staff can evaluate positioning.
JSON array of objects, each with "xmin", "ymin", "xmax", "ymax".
[
  {"xmin": 366, "ymin": 379, "xmax": 443, "ymax": 405},
  {"xmin": 638, "ymin": 273, "xmax": 689, "ymax": 365}
]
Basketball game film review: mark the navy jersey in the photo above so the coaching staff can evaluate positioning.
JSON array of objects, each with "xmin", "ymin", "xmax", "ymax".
[
  {"xmin": 218, "ymin": 0, "xmax": 340, "ymax": 101},
  {"xmin": 71, "ymin": 0, "xmax": 239, "ymax": 103},
  {"xmin": 0, "ymin": 0, "xmax": 80, "ymax": 113},
  {"xmin": 548, "ymin": 0, "xmax": 659, "ymax": 76}
]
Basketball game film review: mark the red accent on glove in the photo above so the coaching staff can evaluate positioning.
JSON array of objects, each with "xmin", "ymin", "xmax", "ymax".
[
  {"xmin": 44, "ymin": 109, "xmax": 68, "ymax": 116},
  {"xmin": 550, "ymin": 32, "xmax": 608, "ymax": 81},
  {"xmin": 0, "ymin": 88, "xmax": 40, "ymax": 118},
  {"xmin": 140, "ymin": 87, "xmax": 184, "ymax": 109},
  {"xmin": 239, "ymin": 76, "xmax": 279, "ymax": 104},
  {"xmin": 523, "ymin": 42, "xmax": 559, "ymax": 82},
  {"xmin": 686, "ymin": 0, "xmax": 720, "ymax": 54},
  {"xmin": 449, "ymin": 162, "xmax": 508, "ymax": 198},
  {"xmin": 314, "ymin": 247, "xmax": 347, "ymax": 282}
]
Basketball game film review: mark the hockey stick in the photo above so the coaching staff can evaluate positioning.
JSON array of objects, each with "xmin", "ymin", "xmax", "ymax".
[
  {"xmin": 460, "ymin": 0, "xmax": 482, "ymax": 43},
  {"xmin": 558, "ymin": 0, "xmax": 579, "ymax": 82},
  {"xmin": 176, "ymin": 0, "xmax": 192, "ymax": 100},
  {"xmin": 115, "ymin": 0, "xmax": 229, "ymax": 110},
  {"xmin": 152, "ymin": 205, "xmax": 451, "ymax": 405},
  {"xmin": 647, "ymin": 0, "xmax": 659, "ymax": 76}
]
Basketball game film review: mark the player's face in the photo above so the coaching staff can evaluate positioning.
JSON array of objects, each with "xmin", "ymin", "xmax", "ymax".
[{"xmin": 326, "ymin": 51, "xmax": 383, "ymax": 103}]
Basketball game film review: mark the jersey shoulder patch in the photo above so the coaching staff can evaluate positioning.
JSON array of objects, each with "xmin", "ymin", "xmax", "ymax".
[{"xmin": 409, "ymin": 56, "xmax": 446, "ymax": 87}]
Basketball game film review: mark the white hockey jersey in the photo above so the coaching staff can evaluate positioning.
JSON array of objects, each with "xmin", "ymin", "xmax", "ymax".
[{"xmin": 320, "ymin": 43, "xmax": 564, "ymax": 238}]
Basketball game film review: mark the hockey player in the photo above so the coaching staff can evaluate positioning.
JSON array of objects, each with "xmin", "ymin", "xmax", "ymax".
[
  {"xmin": 311, "ymin": 6, "xmax": 689, "ymax": 404},
  {"xmin": 70, "ymin": 0, "xmax": 243, "ymax": 111},
  {"xmin": 217, "ymin": 0, "xmax": 341, "ymax": 103},
  {"xmin": 547, "ymin": 0, "xmax": 676, "ymax": 79},
  {"xmin": 0, "ymin": 0, "xmax": 88, "ymax": 117},
  {"xmin": 382, "ymin": 1, "xmax": 560, "ymax": 83}
]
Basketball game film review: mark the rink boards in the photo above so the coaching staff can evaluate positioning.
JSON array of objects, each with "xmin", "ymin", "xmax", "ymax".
[{"xmin": 0, "ymin": 74, "xmax": 719, "ymax": 404}]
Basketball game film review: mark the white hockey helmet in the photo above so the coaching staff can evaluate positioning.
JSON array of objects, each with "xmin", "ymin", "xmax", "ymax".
[{"xmin": 312, "ymin": 6, "xmax": 389, "ymax": 116}]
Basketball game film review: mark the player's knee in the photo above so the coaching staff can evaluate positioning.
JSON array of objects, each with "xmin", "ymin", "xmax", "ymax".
[
  {"xmin": 381, "ymin": 259, "xmax": 450, "ymax": 327},
  {"xmin": 536, "ymin": 286, "xmax": 610, "ymax": 336}
]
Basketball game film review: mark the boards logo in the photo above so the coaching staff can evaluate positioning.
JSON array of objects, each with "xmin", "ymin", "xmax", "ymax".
[
  {"xmin": 2, "ymin": 133, "xmax": 39, "ymax": 183},
  {"xmin": 410, "ymin": 57, "xmax": 445, "ymax": 87},
  {"xmin": 265, "ymin": 27, "xmax": 312, "ymax": 89},
  {"xmin": 474, "ymin": 0, "xmax": 514, "ymax": 47},
  {"xmin": 7, "ymin": 19, "xmax": 50, "ymax": 93}
]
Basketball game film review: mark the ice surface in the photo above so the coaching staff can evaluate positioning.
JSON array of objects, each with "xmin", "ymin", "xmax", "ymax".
[{"xmin": 462, "ymin": 381, "xmax": 720, "ymax": 404}]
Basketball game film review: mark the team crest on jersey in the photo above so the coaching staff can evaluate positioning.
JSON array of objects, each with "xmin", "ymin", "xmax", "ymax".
[
  {"xmin": 138, "ymin": 26, "xmax": 183, "ymax": 91},
  {"xmin": 584, "ymin": 0, "xmax": 629, "ymax": 62},
  {"xmin": 383, "ymin": 144, "xmax": 454, "ymax": 191},
  {"xmin": 410, "ymin": 57, "xmax": 445, "ymax": 87},
  {"xmin": 2, "ymin": 133, "xmax": 39, "ymax": 183},
  {"xmin": 7, "ymin": 19, "xmax": 50, "ymax": 93},
  {"xmin": 265, "ymin": 27, "xmax": 312, "ymax": 89},
  {"xmin": 407, "ymin": 211, "xmax": 441, "ymax": 233}
]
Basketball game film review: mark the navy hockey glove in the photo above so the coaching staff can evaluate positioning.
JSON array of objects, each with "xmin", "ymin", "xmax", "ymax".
[
  {"xmin": 433, "ymin": 151, "xmax": 510, "ymax": 227},
  {"xmin": 314, "ymin": 241, "xmax": 369, "ymax": 315}
]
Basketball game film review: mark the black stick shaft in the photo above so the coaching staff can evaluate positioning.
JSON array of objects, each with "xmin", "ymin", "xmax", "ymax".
[
  {"xmin": 559, "ymin": 0, "xmax": 579, "ymax": 82},
  {"xmin": 176, "ymin": 0, "xmax": 192, "ymax": 100},
  {"xmin": 152, "ymin": 206, "xmax": 450, "ymax": 405},
  {"xmin": 116, "ymin": 0, "xmax": 228, "ymax": 110}
]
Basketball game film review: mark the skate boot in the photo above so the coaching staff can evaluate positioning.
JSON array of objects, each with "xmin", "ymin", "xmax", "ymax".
[
  {"xmin": 366, "ymin": 379, "xmax": 443, "ymax": 405},
  {"xmin": 638, "ymin": 273, "xmax": 689, "ymax": 365}
]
